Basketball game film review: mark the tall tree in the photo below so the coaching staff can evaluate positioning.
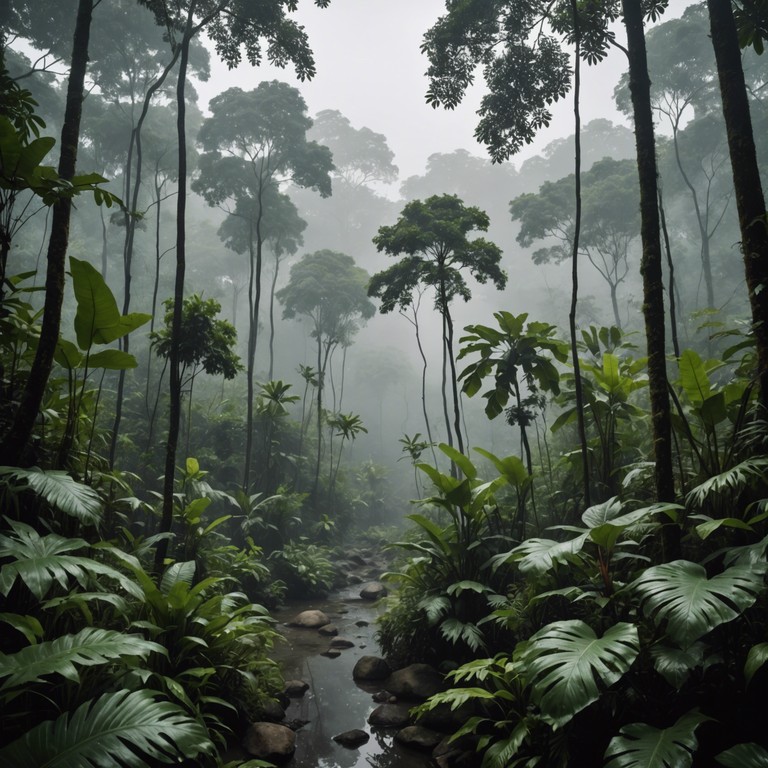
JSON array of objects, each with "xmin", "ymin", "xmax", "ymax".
[
  {"xmin": 369, "ymin": 194, "xmax": 507, "ymax": 457},
  {"xmin": 137, "ymin": 0, "xmax": 332, "ymax": 572},
  {"xmin": 277, "ymin": 249, "xmax": 375, "ymax": 502},
  {"xmin": 707, "ymin": 0, "xmax": 768, "ymax": 410},
  {"xmin": 192, "ymin": 81, "xmax": 332, "ymax": 491}
]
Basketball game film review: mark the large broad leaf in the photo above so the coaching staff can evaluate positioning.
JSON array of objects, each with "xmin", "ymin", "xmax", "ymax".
[
  {"xmin": 0, "ymin": 689, "xmax": 213, "ymax": 767},
  {"xmin": 649, "ymin": 642, "xmax": 706, "ymax": 690},
  {"xmin": 0, "ymin": 466, "xmax": 102, "ymax": 524},
  {"xmin": 70, "ymin": 257, "xmax": 150, "ymax": 349},
  {"xmin": 679, "ymin": 349, "xmax": 711, "ymax": 405},
  {"xmin": 0, "ymin": 520, "xmax": 139, "ymax": 600},
  {"xmin": 498, "ymin": 536, "xmax": 587, "ymax": 575},
  {"xmin": 0, "ymin": 628, "xmax": 165, "ymax": 691},
  {"xmin": 604, "ymin": 710, "xmax": 708, "ymax": 767},
  {"xmin": 632, "ymin": 560, "xmax": 766, "ymax": 648},
  {"xmin": 520, "ymin": 619, "xmax": 639, "ymax": 727},
  {"xmin": 716, "ymin": 742, "xmax": 768, "ymax": 767}
]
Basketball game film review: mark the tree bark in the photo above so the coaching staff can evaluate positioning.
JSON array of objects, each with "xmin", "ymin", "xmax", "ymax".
[
  {"xmin": 707, "ymin": 0, "xmax": 768, "ymax": 411},
  {"xmin": 621, "ymin": 0, "xmax": 677, "ymax": 539},
  {"xmin": 0, "ymin": 0, "xmax": 93, "ymax": 467}
]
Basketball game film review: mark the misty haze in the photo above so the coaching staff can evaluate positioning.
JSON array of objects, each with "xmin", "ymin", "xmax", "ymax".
[{"xmin": 1, "ymin": 1, "xmax": 767, "ymax": 767}]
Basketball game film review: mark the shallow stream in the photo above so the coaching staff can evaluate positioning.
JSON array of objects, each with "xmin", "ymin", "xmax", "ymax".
[{"xmin": 268, "ymin": 585, "xmax": 430, "ymax": 768}]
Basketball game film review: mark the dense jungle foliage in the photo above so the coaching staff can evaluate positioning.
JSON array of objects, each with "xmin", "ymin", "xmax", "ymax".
[{"xmin": 1, "ymin": 0, "xmax": 768, "ymax": 766}]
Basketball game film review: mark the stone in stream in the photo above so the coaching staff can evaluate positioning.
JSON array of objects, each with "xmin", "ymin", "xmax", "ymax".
[
  {"xmin": 321, "ymin": 649, "xmax": 341, "ymax": 658},
  {"xmin": 242, "ymin": 722, "xmax": 296, "ymax": 764},
  {"xmin": 283, "ymin": 679, "xmax": 309, "ymax": 697},
  {"xmin": 333, "ymin": 729, "xmax": 370, "ymax": 748},
  {"xmin": 353, "ymin": 655, "xmax": 392, "ymax": 681},
  {"xmin": 359, "ymin": 581, "xmax": 387, "ymax": 600},
  {"xmin": 355, "ymin": 619, "xmax": 369, "ymax": 627},
  {"xmin": 329, "ymin": 636, "xmax": 355, "ymax": 649},
  {"xmin": 257, "ymin": 698, "xmax": 286, "ymax": 722},
  {"xmin": 286, "ymin": 609, "xmax": 330, "ymax": 628},
  {"xmin": 368, "ymin": 702, "xmax": 412, "ymax": 728},
  {"xmin": 395, "ymin": 725, "xmax": 443, "ymax": 751},
  {"xmin": 372, "ymin": 690, "xmax": 395, "ymax": 703},
  {"xmin": 386, "ymin": 663, "xmax": 444, "ymax": 701},
  {"xmin": 318, "ymin": 623, "xmax": 338, "ymax": 636}
]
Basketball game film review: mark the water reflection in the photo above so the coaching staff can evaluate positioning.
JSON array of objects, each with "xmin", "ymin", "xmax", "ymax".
[{"xmin": 273, "ymin": 593, "xmax": 429, "ymax": 768}]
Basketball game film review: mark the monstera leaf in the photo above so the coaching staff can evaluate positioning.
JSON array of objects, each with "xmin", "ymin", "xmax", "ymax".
[
  {"xmin": 604, "ymin": 709, "xmax": 708, "ymax": 767},
  {"xmin": 520, "ymin": 619, "xmax": 639, "ymax": 727},
  {"xmin": 632, "ymin": 560, "xmax": 766, "ymax": 648},
  {"xmin": 0, "ymin": 689, "xmax": 213, "ymax": 767},
  {"xmin": 716, "ymin": 742, "xmax": 768, "ymax": 767}
]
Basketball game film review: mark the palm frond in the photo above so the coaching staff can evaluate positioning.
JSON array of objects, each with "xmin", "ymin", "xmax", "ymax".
[
  {"xmin": 0, "ymin": 466, "xmax": 103, "ymax": 524},
  {"xmin": 0, "ymin": 628, "xmax": 166, "ymax": 692},
  {"xmin": 686, "ymin": 457, "xmax": 768, "ymax": 509},
  {"xmin": 0, "ymin": 689, "xmax": 213, "ymax": 767}
]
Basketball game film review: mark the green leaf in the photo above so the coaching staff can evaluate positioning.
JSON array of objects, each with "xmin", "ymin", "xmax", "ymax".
[
  {"xmin": 85, "ymin": 349, "xmax": 138, "ymax": 370},
  {"xmin": 521, "ymin": 620, "xmax": 639, "ymax": 727},
  {"xmin": 604, "ymin": 710, "xmax": 708, "ymax": 768},
  {"xmin": 632, "ymin": 560, "xmax": 766, "ymax": 648},
  {"xmin": 0, "ymin": 466, "xmax": 102, "ymax": 524},
  {"xmin": 716, "ymin": 742, "xmax": 768, "ymax": 767},
  {"xmin": 679, "ymin": 349, "xmax": 711, "ymax": 405},
  {"xmin": 160, "ymin": 561, "xmax": 196, "ymax": 595},
  {"xmin": 649, "ymin": 642, "xmax": 706, "ymax": 690},
  {"xmin": 0, "ymin": 689, "xmax": 213, "ymax": 767},
  {"xmin": 439, "ymin": 443, "xmax": 477, "ymax": 480},
  {"xmin": 0, "ymin": 613, "xmax": 44, "ymax": 644},
  {"xmin": 694, "ymin": 517, "xmax": 753, "ymax": 540},
  {"xmin": 70, "ymin": 257, "xmax": 150, "ymax": 349},
  {"xmin": 54, "ymin": 339, "xmax": 83, "ymax": 369},
  {"xmin": 498, "ymin": 536, "xmax": 586, "ymax": 575},
  {"xmin": 744, "ymin": 642, "xmax": 768, "ymax": 684},
  {"xmin": 0, "ymin": 628, "xmax": 165, "ymax": 691}
]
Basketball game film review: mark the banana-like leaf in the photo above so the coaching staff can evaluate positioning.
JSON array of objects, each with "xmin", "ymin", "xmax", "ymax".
[
  {"xmin": 0, "ymin": 689, "xmax": 213, "ymax": 767},
  {"xmin": 632, "ymin": 560, "xmax": 766, "ymax": 648},
  {"xmin": 160, "ymin": 560, "xmax": 196, "ymax": 594},
  {"xmin": 0, "ymin": 613, "xmax": 44, "ymax": 644},
  {"xmin": 498, "ymin": 536, "xmax": 587, "ymax": 575},
  {"xmin": 744, "ymin": 642, "xmax": 768, "ymax": 684},
  {"xmin": 716, "ymin": 742, "xmax": 768, "ymax": 767},
  {"xmin": 604, "ymin": 709, "xmax": 708, "ymax": 767},
  {"xmin": 679, "ymin": 349, "xmax": 711, "ymax": 405},
  {"xmin": 0, "ymin": 628, "xmax": 165, "ymax": 691},
  {"xmin": 0, "ymin": 521, "xmax": 140, "ymax": 600},
  {"xmin": 0, "ymin": 466, "xmax": 102, "ymax": 524},
  {"xmin": 521, "ymin": 619, "xmax": 639, "ymax": 727}
]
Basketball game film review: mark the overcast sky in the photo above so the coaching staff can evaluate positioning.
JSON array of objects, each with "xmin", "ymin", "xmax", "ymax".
[{"xmin": 195, "ymin": 0, "xmax": 656, "ymax": 182}]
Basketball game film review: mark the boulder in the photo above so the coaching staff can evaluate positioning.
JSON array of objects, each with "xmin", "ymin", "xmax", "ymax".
[
  {"xmin": 286, "ymin": 609, "xmax": 330, "ymax": 628},
  {"xmin": 395, "ymin": 725, "xmax": 443, "ymax": 751},
  {"xmin": 283, "ymin": 679, "xmax": 309, "ymax": 698},
  {"xmin": 333, "ymin": 729, "xmax": 370, "ymax": 748},
  {"xmin": 353, "ymin": 655, "xmax": 392, "ymax": 681},
  {"xmin": 368, "ymin": 702, "xmax": 412, "ymax": 728},
  {"xmin": 360, "ymin": 582, "xmax": 387, "ymax": 600},
  {"xmin": 257, "ymin": 698, "xmax": 286, "ymax": 722},
  {"xmin": 329, "ymin": 636, "xmax": 355, "ymax": 649},
  {"xmin": 372, "ymin": 690, "xmax": 395, "ymax": 703},
  {"xmin": 418, "ymin": 700, "xmax": 477, "ymax": 732},
  {"xmin": 318, "ymin": 624, "xmax": 339, "ymax": 636},
  {"xmin": 242, "ymin": 722, "xmax": 296, "ymax": 764},
  {"xmin": 321, "ymin": 649, "xmax": 341, "ymax": 658},
  {"xmin": 386, "ymin": 664, "xmax": 444, "ymax": 701}
]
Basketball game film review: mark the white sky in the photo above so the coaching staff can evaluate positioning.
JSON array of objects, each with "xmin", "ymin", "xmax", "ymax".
[{"xmin": 196, "ymin": 0, "xmax": 649, "ymax": 181}]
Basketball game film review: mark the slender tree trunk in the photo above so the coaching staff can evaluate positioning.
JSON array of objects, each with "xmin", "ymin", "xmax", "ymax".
[
  {"xmin": 268, "ymin": 252, "xmax": 280, "ymax": 381},
  {"xmin": 99, "ymin": 206, "xmax": 108, "ymax": 279},
  {"xmin": 444, "ymin": 305, "xmax": 464, "ymax": 455},
  {"xmin": 0, "ymin": 0, "xmax": 93, "ymax": 467},
  {"xmin": 622, "ymin": 0, "xmax": 678, "ymax": 556},
  {"xmin": 659, "ymin": 186, "xmax": 681, "ymax": 358},
  {"xmin": 569, "ymin": 0, "xmax": 591, "ymax": 510},
  {"xmin": 243, "ymin": 220, "xmax": 257, "ymax": 491},
  {"xmin": 155, "ymin": 24, "xmax": 193, "ymax": 573},
  {"xmin": 707, "ymin": 0, "xmax": 768, "ymax": 411}
]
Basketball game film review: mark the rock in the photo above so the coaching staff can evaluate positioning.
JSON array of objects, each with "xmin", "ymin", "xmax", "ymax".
[
  {"xmin": 355, "ymin": 619, "xmax": 369, "ymax": 627},
  {"xmin": 347, "ymin": 574, "xmax": 363, "ymax": 584},
  {"xmin": 318, "ymin": 624, "xmax": 338, "ymax": 636},
  {"xmin": 257, "ymin": 698, "xmax": 286, "ymax": 722},
  {"xmin": 353, "ymin": 655, "xmax": 392, "ymax": 681},
  {"xmin": 348, "ymin": 553, "xmax": 367, "ymax": 566},
  {"xmin": 395, "ymin": 725, "xmax": 443, "ymax": 751},
  {"xmin": 286, "ymin": 609, "xmax": 330, "ymax": 629},
  {"xmin": 372, "ymin": 690, "xmax": 394, "ymax": 702},
  {"xmin": 386, "ymin": 664, "xmax": 444, "ymax": 701},
  {"xmin": 360, "ymin": 581, "xmax": 388, "ymax": 600},
  {"xmin": 321, "ymin": 649, "xmax": 341, "ymax": 658},
  {"xmin": 329, "ymin": 636, "xmax": 355, "ymax": 649},
  {"xmin": 368, "ymin": 702, "xmax": 412, "ymax": 728},
  {"xmin": 418, "ymin": 700, "xmax": 477, "ymax": 732},
  {"xmin": 283, "ymin": 679, "xmax": 309, "ymax": 697},
  {"xmin": 242, "ymin": 722, "xmax": 296, "ymax": 764},
  {"xmin": 333, "ymin": 729, "xmax": 370, "ymax": 748}
]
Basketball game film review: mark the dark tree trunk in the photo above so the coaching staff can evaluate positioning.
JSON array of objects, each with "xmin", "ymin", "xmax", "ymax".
[
  {"xmin": 707, "ymin": 0, "xmax": 768, "ymax": 411},
  {"xmin": 569, "ymin": 0, "xmax": 591, "ymax": 510},
  {"xmin": 0, "ymin": 0, "xmax": 93, "ymax": 467},
  {"xmin": 155, "ymin": 27, "xmax": 192, "ymax": 573},
  {"xmin": 621, "ymin": 0, "xmax": 678, "ymax": 551},
  {"xmin": 659, "ymin": 186, "xmax": 681, "ymax": 358}
]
